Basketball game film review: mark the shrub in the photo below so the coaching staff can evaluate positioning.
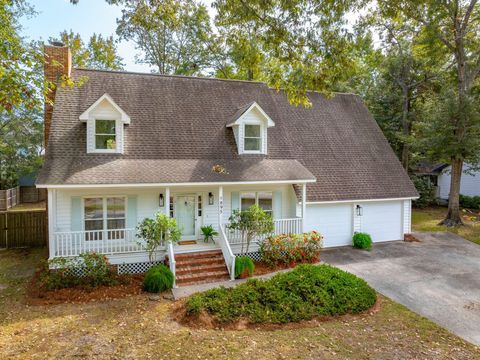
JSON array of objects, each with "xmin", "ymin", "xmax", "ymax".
[
  {"xmin": 259, "ymin": 231, "xmax": 323, "ymax": 268},
  {"xmin": 234, "ymin": 256, "xmax": 255, "ymax": 278},
  {"xmin": 459, "ymin": 194, "xmax": 480, "ymax": 209},
  {"xmin": 352, "ymin": 232, "xmax": 372, "ymax": 250},
  {"xmin": 185, "ymin": 264, "xmax": 376, "ymax": 324},
  {"xmin": 40, "ymin": 252, "xmax": 118, "ymax": 290},
  {"xmin": 411, "ymin": 175, "xmax": 437, "ymax": 208},
  {"xmin": 143, "ymin": 264, "xmax": 174, "ymax": 293}
]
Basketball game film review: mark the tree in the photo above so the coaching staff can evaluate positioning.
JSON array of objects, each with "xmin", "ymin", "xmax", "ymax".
[
  {"xmin": 0, "ymin": 0, "xmax": 46, "ymax": 112},
  {"xmin": 116, "ymin": 0, "xmax": 212, "ymax": 75},
  {"xmin": 227, "ymin": 205, "xmax": 274, "ymax": 254},
  {"xmin": 0, "ymin": 105, "xmax": 43, "ymax": 189},
  {"xmin": 136, "ymin": 213, "xmax": 182, "ymax": 262},
  {"xmin": 213, "ymin": 0, "xmax": 361, "ymax": 106},
  {"xmin": 49, "ymin": 30, "xmax": 124, "ymax": 70},
  {"xmin": 384, "ymin": 0, "xmax": 480, "ymax": 225}
]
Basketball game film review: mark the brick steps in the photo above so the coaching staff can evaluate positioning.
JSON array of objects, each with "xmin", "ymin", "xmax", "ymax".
[{"xmin": 167, "ymin": 250, "xmax": 230, "ymax": 286}]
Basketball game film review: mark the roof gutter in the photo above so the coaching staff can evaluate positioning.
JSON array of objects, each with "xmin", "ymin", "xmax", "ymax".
[
  {"xmin": 36, "ymin": 179, "xmax": 316, "ymax": 189},
  {"xmin": 306, "ymin": 196, "xmax": 419, "ymax": 205}
]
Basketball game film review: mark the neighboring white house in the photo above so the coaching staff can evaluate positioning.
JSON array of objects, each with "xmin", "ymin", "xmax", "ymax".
[
  {"xmin": 438, "ymin": 163, "xmax": 480, "ymax": 200},
  {"xmin": 37, "ymin": 44, "xmax": 418, "ymax": 285}
]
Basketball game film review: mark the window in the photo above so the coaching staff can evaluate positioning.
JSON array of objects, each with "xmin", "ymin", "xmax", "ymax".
[
  {"xmin": 95, "ymin": 119, "xmax": 116, "ymax": 150},
  {"xmin": 240, "ymin": 191, "xmax": 273, "ymax": 216},
  {"xmin": 198, "ymin": 195, "xmax": 202, "ymax": 217},
  {"xmin": 169, "ymin": 196, "xmax": 174, "ymax": 218},
  {"xmin": 244, "ymin": 124, "xmax": 261, "ymax": 151},
  {"xmin": 84, "ymin": 197, "xmax": 125, "ymax": 240}
]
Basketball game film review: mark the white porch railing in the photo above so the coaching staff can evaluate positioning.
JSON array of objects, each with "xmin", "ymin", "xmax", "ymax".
[
  {"xmin": 52, "ymin": 229, "xmax": 150, "ymax": 257},
  {"xmin": 167, "ymin": 242, "xmax": 177, "ymax": 287},
  {"xmin": 219, "ymin": 225, "xmax": 236, "ymax": 280},
  {"xmin": 224, "ymin": 218, "xmax": 303, "ymax": 245}
]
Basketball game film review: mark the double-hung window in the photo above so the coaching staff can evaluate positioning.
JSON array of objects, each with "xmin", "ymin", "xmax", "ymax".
[
  {"xmin": 95, "ymin": 119, "xmax": 116, "ymax": 150},
  {"xmin": 84, "ymin": 196, "xmax": 126, "ymax": 240},
  {"xmin": 244, "ymin": 124, "xmax": 262, "ymax": 152},
  {"xmin": 240, "ymin": 191, "xmax": 273, "ymax": 216}
]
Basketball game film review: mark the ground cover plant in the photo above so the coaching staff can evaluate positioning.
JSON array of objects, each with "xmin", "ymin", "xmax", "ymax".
[
  {"xmin": 185, "ymin": 264, "xmax": 376, "ymax": 324},
  {"xmin": 259, "ymin": 231, "xmax": 322, "ymax": 268}
]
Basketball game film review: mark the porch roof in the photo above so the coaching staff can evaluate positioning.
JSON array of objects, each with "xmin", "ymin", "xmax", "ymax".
[{"xmin": 36, "ymin": 158, "xmax": 315, "ymax": 186}]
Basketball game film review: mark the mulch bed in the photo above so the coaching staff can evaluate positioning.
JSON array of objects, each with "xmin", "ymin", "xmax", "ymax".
[
  {"xmin": 173, "ymin": 297, "xmax": 382, "ymax": 331},
  {"xmin": 252, "ymin": 259, "xmax": 321, "ymax": 276},
  {"xmin": 25, "ymin": 271, "xmax": 145, "ymax": 306}
]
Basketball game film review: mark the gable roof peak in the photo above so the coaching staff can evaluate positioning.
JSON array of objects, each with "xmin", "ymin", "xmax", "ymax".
[
  {"xmin": 79, "ymin": 93, "xmax": 130, "ymax": 124},
  {"xmin": 227, "ymin": 101, "xmax": 275, "ymax": 128}
]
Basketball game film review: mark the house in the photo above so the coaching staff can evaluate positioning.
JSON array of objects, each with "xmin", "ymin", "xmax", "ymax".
[
  {"xmin": 36, "ymin": 44, "xmax": 418, "ymax": 285},
  {"xmin": 415, "ymin": 161, "xmax": 480, "ymax": 200}
]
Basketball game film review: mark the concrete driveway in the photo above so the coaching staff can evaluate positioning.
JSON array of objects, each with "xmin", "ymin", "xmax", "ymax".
[{"xmin": 322, "ymin": 232, "xmax": 480, "ymax": 346}]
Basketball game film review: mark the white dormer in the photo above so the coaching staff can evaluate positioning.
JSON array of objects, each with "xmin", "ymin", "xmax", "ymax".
[
  {"xmin": 79, "ymin": 93, "xmax": 130, "ymax": 154},
  {"xmin": 227, "ymin": 102, "xmax": 275, "ymax": 155}
]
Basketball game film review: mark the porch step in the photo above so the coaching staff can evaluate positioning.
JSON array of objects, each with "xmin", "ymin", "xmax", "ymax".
[{"xmin": 167, "ymin": 250, "xmax": 229, "ymax": 286}]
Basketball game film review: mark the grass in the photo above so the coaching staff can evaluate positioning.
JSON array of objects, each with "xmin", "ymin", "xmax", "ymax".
[
  {"xmin": 0, "ymin": 248, "xmax": 479, "ymax": 359},
  {"xmin": 412, "ymin": 206, "xmax": 480, "ymax": 245}
]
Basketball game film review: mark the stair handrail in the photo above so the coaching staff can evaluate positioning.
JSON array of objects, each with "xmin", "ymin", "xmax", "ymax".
[
  {"xmin": 218, "ymin": 225, "xmax": 236, "ymax": 280},
  {"xmin": 167, "ymin": 241, "xmax": 176, "ymax": 287}
]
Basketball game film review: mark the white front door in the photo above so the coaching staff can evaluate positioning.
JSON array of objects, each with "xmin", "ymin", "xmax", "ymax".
[{"xmin": 175, "ymin": 195, "xmax": 196, "ymax": 240}]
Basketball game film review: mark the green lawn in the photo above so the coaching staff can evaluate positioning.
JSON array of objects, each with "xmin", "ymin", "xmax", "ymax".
[
  {"xmin": 0, "ymin": 248, "xmax": 478, "ymax": 358},
  {"xmin": 412, "ymin": 206, "xmax": 480, "ymax": 245}
]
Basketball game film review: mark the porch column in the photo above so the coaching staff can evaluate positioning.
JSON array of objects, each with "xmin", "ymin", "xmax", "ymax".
[
  {"xmin": 164, "ymin": 187, "xmax": 170, "ymax": 217},
  {"xmin": 47, "ymin": 189, "xmax": 55, "ymax": 259},
  {"xmin": 301, "ymin": 183, "xmax": 307, "ymax": 232},
  {"xmin": 218, "ymin": 186, "xmax": 224, "ymax": 230}
]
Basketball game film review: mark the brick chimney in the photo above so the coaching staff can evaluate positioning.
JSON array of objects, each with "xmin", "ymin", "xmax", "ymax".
[{"xmin": 44, "ymin": 42, "xmax": 72, "ymax": 147}]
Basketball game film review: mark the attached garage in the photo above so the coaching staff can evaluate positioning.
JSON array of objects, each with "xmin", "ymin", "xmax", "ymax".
[
  {"xmin": 305, "ymin": 203, "xmax": 353, "ymax": 247},
  {"xmin": 359, "ymin": 201, "xmax": 403, "ymax": 242}
]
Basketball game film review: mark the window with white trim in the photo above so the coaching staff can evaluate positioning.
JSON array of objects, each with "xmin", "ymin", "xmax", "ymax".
[
  {"xmin": 244, "ymin": 124, "xmax": 262, "ymax": 152},
  {"xmin": 95, "ymin": 119, "xmax": 116, "ymax": 150},
  {"xmin": 84, "ymin": 196, "xmax": 125, "ymax": 240},
  {"xmin": 240, "ymin": 191, "xmax": 273, "ymax": 216}
]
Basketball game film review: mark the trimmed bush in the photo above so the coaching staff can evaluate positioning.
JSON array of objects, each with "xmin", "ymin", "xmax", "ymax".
[
  {"xmin": 40, "ymin": 252, "xmax": 118, "ymax": 290},
  {"xmin": 459, "ymin": 194, "xmax": 480, "ymax": 209},
  {"xmin": 259, "ymin": 231, "xmax": 323, "ymax": 267},
  {"xmin": 352, "ymin": 232, "xmax": 372, "ymax": 250},
  {"xmin": 411, "ymin": 175, "xmax": 437, "ymax": 208},
  {"xmin": 185, "ymin": 264, "xmax": 376, "ymax": 324},
  {"xmin": 234, "ymin": 256, "xmax": 255, "ymax": 278},
  {"xmin": 143, "ymin": 264, "xmax": 174, "ymax": 293}
]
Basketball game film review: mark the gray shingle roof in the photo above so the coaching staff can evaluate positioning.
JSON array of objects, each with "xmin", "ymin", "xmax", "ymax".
[{"xmin": 37, "ymin": 68, "xmax": 418, "ymax": 201}]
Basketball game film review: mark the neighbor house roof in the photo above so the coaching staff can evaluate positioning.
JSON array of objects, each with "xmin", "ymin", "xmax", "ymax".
[{"xmin": 37, "ymin": 68, "xmax": 418, "ymax": 202}]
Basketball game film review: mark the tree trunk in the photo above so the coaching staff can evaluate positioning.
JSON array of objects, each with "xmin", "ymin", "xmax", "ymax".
[
  {"xmin": 400, "ymin": 92, "xmax": 410, "ymax": 170},
  {"xmin": 440, "ymin": 157, "xmax": 464, "ymax": 226}
]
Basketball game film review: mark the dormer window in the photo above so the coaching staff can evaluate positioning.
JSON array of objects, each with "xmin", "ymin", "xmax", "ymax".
[
  {"xmin": 79, "ymin": 93, "xmax": 130, "ymax": 154},
  {"xmin": 227, "ymin": 101, "xmax": 275, "ymax": 155},
  {"xmin": 244, "ymin": 124, "xmax": 262, "ymax": 152},
  {"xmin": 95, "ymin": 120, "xmax": 116, "ymax": 150}
]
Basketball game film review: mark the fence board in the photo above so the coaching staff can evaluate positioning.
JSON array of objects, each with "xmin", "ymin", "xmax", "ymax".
[{"xmin": 0, "ymin": 210, "xmax": 47, "ymax": 249}]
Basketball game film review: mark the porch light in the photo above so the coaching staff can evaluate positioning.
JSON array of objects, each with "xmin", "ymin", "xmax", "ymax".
[
  {"xmin": 356, "ymin": 204, "xmax": 363, "ymax": 217},
  {"xmin": 159, "ymin": 193, "xmax": 165, "ymax": 207},
  {"xmin": 208, "ymin": 192, "xmax": 214, "ymax": 205}
]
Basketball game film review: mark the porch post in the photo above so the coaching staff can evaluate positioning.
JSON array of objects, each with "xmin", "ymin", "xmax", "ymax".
[
  {"xmin": 47, "ymin": 189, "xmax": 55, "ymax": 259},
  {"xmin": 301, "ymin": 183, "xmax": 307, "ymax": 232},
  {"xmin": 218, "ymin": 186, "xmax": 224, "ymax": 230},
  {"xmin": 164, "ymin": 187, "xmax": 170, "ymax": 217}
]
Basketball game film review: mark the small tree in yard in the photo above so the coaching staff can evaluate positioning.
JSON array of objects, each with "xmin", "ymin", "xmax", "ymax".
[
  {"xmin": 228, "ymin": 205, "xmax": 274, "ymax": 254},
  {"xmin": 137, "ymin": 213, "xmax": 182, "ymax": 262}
]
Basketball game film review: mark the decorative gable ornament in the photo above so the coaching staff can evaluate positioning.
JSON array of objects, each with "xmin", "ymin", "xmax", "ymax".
[{"xmin": 227, "ymin": 102, "xmax": 274, "ymax": 155}]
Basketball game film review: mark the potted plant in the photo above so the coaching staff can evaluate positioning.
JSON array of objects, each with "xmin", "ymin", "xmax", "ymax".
[{"xmin": 200, "ymin": 224, "xmax": 218, "ymax": 243}]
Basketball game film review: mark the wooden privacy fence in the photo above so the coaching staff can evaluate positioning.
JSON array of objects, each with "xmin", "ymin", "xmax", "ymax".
[
  {"xmin": 0, "ymin": 210, "xmax": 47, "ymax": 248},
  {"xmin": 0, "ymin": 187, "xmax": 19, "ymax": 211}
]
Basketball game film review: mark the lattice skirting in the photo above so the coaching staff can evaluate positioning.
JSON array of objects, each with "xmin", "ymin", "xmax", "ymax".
[
  {"xmin": 117, "ymin": 260, "xmax": 164, "ymax": 274},
  {"xmin": 237, "ymin": 251, "xmax": 262, "ymax": 262}
]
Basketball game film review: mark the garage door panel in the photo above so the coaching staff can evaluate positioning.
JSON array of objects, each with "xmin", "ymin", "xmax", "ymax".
[
  {"xmin": 306, "ymin": 204, "xmax": 352, "ymax": 247},
  {"xmin": 362, "ymin": 201, "xmax": 402, "ymax": 242}
]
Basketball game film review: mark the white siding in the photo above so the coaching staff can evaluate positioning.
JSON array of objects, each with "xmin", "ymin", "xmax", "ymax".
[
  {"xmin": 438, "ymin": 163, "xmax": 480, "ymax": 199},
  {"xmin": 403, "ymin": 199, "xmax": 412, "ymax": 234}
]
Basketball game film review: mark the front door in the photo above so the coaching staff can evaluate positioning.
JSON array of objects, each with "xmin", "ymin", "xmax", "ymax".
[{"xmin": 175, "ymin": 195, "xmax": 196, "ymax": 240}]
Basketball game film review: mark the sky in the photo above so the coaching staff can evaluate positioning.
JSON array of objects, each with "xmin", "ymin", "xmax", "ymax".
[{"xmin": 20, "ymin": 0, "xmax": 168, "ymax": 73}]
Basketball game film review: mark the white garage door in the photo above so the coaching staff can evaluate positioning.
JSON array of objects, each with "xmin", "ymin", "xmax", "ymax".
[
  {"xmin": 306, "ymin": 203, "xmax": 353, "ymax": 247},
  {"xmin": 361, "ymin": 201, "xmax": 402, "ymax": 242}
]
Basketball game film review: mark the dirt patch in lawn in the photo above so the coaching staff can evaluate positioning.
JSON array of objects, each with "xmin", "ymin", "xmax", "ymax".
[
  {"xmin": 25, "ymin": 272, "xmax": 145, "ymax": 305},
  {"xmin": 173, "ymin": 297, "xmax": 382, "ymax": 331}
]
